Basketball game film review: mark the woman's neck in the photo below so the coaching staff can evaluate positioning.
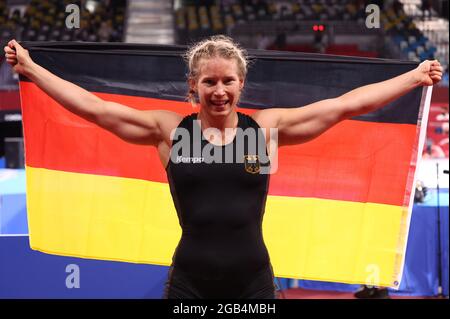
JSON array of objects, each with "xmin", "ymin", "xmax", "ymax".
[
  {"xmin": 198, "ymin": 109, "xmax": 238, "ymax": 131},
  {"xmin": 197, "ymin": 109, "xmax": 239, "ymax": 145}
]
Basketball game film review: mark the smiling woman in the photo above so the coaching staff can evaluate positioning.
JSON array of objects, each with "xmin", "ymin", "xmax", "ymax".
[
  {"xmin": 165, "ymin": 37, "xmax": 275, "ymax": 297},
  {"xmin": 184, "ymin": 36, "xmax": 248, "ymax": 143},
  {"xmin": 193, "ymin": 57, "xmax": 243, "ymax": 125},
  {"xmin": 184, "ymin": 35, "xmax": 249, "ymax": 105},
  {"xmin": 3, "ymin": 34, "xmax": 443, "ymax": 299}
]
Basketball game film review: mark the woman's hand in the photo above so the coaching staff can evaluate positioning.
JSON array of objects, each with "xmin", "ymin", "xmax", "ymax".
[
  {"xmin": 3, "ymin": 39, "xmax": 34, "ymax": 75},
  {"xmin": 416, "ymin": 60, "xmax": 443, "ymax": 86}
]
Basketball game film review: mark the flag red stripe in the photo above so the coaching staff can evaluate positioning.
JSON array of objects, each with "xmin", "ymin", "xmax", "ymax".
[{"xmin": 21, "ymin": 82, "xmax": 416, "ymax": 206}]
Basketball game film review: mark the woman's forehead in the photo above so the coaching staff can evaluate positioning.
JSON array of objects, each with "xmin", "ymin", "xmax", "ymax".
[{"xmin": 197, "ymin": 57, "xmax": 240, "ymax": 77}]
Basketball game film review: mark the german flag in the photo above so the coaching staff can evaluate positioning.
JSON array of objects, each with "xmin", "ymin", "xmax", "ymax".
[{"xmin": 19, "ymin": 42, "xmax": 431, "ymax": 288}]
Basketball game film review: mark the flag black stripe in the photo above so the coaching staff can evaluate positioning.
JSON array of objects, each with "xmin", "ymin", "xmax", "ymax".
[{"xmin": 20, "ymin": 41, "xmax": 422, "ymax": 124}]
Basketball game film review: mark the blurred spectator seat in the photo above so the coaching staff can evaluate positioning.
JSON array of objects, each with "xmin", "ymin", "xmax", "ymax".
[
  {"xmin": 210, "ymin": 6, "xmax": 224, "ymax": 32},
  {"xmin": 187, "ymin": 6, "xmax": 199, "ymax": 31},
  {"xmin": 0, "ymin": 0, "xmax": 125, "ymax": 44},
  {"xmin": 199, "ymin": 6, "xmax": 210, "ymax": 30}
]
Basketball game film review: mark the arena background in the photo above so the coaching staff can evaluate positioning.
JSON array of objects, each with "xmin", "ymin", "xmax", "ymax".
[{"xmin": 0, "ymin": 0, "xmax": 448, "ymax": 299}]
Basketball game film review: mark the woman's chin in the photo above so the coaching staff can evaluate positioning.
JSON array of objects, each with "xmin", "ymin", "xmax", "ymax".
[{"xmin": 207, "ymin": 104, "xmax": 233, "ymax": 116}]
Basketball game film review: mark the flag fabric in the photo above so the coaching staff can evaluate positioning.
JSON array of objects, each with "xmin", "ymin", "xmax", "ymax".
[{"xmin": 19, "ymin": 42, "xmax": 431, "ymax": 288}]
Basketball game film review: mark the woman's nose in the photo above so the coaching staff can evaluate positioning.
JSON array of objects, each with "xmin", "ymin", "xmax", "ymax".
[{"xmin": 213, "ymin": 84, "xmax": 225, "ymax": 96}]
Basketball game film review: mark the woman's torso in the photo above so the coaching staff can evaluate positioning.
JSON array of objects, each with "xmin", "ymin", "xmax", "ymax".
[{"xmin": 165, "ymin": 112, "xmax": 271, "ymax": 280}]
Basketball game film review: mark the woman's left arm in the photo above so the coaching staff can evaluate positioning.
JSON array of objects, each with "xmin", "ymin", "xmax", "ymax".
[{"xmin": 254, "ymin": 60, "xmax": 443, "ymax": 146}]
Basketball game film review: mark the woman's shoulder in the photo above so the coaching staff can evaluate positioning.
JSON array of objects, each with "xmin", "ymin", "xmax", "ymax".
[
  {"xmin": 168, "ymin": 112, "xmax": 197, "ymax": 130},
  {"xmin": 247, "ymin": 109, "xmax": 279, "ymax": 129}
]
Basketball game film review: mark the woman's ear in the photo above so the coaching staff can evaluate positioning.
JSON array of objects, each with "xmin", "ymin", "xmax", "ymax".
[
  {"xmin": 189, "ymin": 78, "xmax": 197, "ymax": 93},
  {"xmin": 239, "ymin": 78, "xmax": 245, "ymax": 91}
]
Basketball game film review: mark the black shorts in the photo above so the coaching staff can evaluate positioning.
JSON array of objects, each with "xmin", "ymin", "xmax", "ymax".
[{"xmin": 163, "ymin": 265, "xmax": 278, "ymax": 299}]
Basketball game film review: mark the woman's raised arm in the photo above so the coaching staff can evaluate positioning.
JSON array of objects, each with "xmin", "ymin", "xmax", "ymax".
[
  {"xmin": 253, "ymin": 60, "xmax": 443, "ymax": 146},
  {"xmin": 4, "ymin": 39, "xmax": 181, "ymax": 146}
]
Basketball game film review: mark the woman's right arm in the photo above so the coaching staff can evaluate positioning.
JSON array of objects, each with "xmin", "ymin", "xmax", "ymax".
[{"xmin": 4, "ymin": 39, "xmax": 181, "ymax": 146}]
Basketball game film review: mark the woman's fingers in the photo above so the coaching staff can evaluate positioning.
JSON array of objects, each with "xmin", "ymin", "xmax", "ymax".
[
  {"xmin": 4, "ymin": 41, "xmax": 18, "ymax": 64},
  {"xmin": 430, "ymin": 65, "xmax": 443, "ymax": 72},
  {"xmin": 10, "ymin": 39, "xmax": 25, "ymax": 54},
  {"xmin": 4, "ymin": 42, "xmax": 18, "ymax": 64},
  {"xmin": 7, "ymin": 40, "xmax": 24, "ymax": 55},
  {"xmin": 428, "ymin": 60, "xmax": 442, "ymax": 76},
  {"xmin": 8, "ymin": 40, "xmax": 16, "ymax": 50},
  {"xmin": 423, "ymin": 60, "xmax": 443, "ymax": 84},
  {"xmin": 4, "ymin": 44, "xmax": 17, "ymax": 61},
  {"xmin": 8, "ymin": 39, "xmax": 19, "ymax": 48},
  {"xmin": 4, "ymin": 46, "xmax": 15, "ymax": 55},
  {"xmin": 430, "ymin": 61, "xmax": 443, "ymax": 74},
  {"xmin": 430, "ymin": 75, "xmax": 442, "ymax": 83}
]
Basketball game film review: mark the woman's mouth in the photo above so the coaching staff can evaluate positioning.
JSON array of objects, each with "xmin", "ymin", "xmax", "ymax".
[
  {"xmin": 210, "ymin": 100, "xmax": 229, "ymax": 108},
  {"xmin": 211, "ymin": 100, "xmax": 229, "ymax": 106}
]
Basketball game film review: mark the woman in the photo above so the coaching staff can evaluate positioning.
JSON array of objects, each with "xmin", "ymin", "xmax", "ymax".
[{"xmin": 4, "ymin": 35, "xmax": 442, "ymax": 299}]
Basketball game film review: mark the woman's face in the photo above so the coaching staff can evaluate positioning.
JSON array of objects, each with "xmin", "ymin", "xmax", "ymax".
[{"xmin": 191, "ymin": 57, "xmax": 244, "ymax": 118}]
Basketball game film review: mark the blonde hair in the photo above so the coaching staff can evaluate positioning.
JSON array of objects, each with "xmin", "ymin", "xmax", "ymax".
[{"xmin": 184, "ymin": 35, "xmax": 249, "ymax": 106}]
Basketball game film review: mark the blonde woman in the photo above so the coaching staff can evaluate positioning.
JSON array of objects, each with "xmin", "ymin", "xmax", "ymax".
[{"xmin": 4, "ymin": 36, "xmax": 442, "ymax": 298}]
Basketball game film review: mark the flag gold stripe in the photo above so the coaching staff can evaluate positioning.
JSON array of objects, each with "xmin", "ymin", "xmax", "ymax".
[{"xmin": 26, "ymin": 166, "xmax": 404, "ymax": 286}]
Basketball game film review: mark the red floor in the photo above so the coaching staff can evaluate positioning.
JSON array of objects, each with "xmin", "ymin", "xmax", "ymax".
[{"xmin": 279, "ymin": 288, "xmax": 445, "ymax": 299}]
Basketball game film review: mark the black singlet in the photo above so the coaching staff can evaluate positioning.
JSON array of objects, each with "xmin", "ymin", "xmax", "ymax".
[{"xmin": 164, "ymin": 112, "xmax": 276, "ymax": 299}]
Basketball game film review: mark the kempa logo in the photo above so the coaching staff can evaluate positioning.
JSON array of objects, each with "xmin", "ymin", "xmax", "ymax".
[
  {"xmin": 170, "ymin": 120, "xmax": 278, "ymax": 174},
  {"xmin": 176, "ymin": 156, "xmax": 205, "ymax": 164}
]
